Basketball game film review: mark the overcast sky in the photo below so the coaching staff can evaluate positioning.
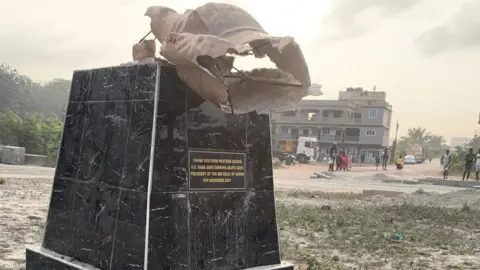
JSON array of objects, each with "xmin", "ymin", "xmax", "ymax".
[{"xmin": 1, "ymin": 0, "xmax": 479, "ymax": 139}]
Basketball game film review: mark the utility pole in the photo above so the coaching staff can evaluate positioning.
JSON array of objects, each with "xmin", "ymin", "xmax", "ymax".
[{"xmin": 390, "ymin": 121, "xmax": 399, "ymax": 164}]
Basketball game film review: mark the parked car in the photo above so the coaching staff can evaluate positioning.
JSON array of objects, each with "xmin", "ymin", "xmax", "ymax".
[
  {"xmin": 404, "ymin": 155, "xmax": 416, "ymax": 164},
  {"xmin": 415, "ymin": 156, "xmax": 425, "ymax": 163}
]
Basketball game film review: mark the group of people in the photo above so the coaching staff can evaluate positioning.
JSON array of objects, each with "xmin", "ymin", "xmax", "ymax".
[
  {"xmin": 327, "ymin": 142, "xmax": 353, "ymax": 171},
  {"xmin": 374, "ymin": 147, "xmax": 390, "ymax": 171},
  {"xmin": 441, "ymin": 148, "xmax": 480, "ymax": 181}
]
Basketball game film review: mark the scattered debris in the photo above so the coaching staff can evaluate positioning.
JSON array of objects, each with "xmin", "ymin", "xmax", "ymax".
[
  {"xmin": 321, "ymin": 205, "xmax": 332, "ymax": 211},
  {"xmin": 392, "ymin": 233, "xmax": 404, "ymax": 240},
  {"xmin": 363, "ymin": 190, "xmax": 404, "ymax": 197},
  {"xmin": 311, "ymin": 172, "xmax": 333, "ymax": 179}
]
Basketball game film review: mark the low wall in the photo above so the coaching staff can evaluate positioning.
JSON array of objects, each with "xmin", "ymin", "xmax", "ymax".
[
  {"xmin": 420, "ymin": 178, "xmax": 479, "ymax": 188},
  {"xmin": 1, "ymin": 146, "xmax": 26, "ymax": 165},
  {"xmin": 25, "ymin": 154, "xmax": 51, "ymax": 167}
]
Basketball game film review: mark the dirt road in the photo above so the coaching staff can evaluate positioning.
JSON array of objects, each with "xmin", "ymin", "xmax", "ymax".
[
  {"xmin": 0, "ymin": 160, "xmax": 463, "ymax": 195},
  {"xmin": 274, "ymin": 160, "xmax": 463, "ymax": 194},
  {"xmin": 0, "ymin": 161, "xmax": 478, "ymax": 269}
]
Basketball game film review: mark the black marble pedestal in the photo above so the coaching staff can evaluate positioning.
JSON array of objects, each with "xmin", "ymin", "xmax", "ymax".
[{"xmin": 26, "ymin": 63, "xmax": 293, "ymax": 270}]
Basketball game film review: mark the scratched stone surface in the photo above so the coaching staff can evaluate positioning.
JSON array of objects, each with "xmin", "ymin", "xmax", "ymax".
[{"xmin": 26, "ymin": 63, "xmax": 289, "ymax": 270}]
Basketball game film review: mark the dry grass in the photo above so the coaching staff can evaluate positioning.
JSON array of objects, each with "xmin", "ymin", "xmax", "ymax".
[
  {"xmin": 2, "ymin": 176, "xmax": 480, "ymax": 270},
  {"xmin": 276, "ymin": 190, "xmax": 480, "ymax": 269}
]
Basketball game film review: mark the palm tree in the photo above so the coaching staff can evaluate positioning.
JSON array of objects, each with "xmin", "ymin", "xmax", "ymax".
[
  {"xmin": 401, "ymin": 127, "xmax": 449, "ymax": 158},
  {"xmin": 402, "ymin": 127, "xmax": 431, "ymax": 146}
]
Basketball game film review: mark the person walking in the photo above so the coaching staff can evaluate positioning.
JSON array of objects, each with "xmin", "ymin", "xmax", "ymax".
[
  {"xmin": 462, "ymin": 148, "xmax": 475, "ymax": 181},
  {"xmin": 441, "ymin": 149, "xmax": 452, "ymax": 179},
  {"xmin": 382, "ymin": 147, "xmax": 389, "ymax": 170},
  {"xmin": 375, "ymin": 153, "xmax": 381, "ymax": 170},
  {"xmin": 328, "ymin": 142, "xmax": 338, "ymax": 172},
  {"xmin": 476, "ymin": 149, "xmax": 480, "ymax": 181}
]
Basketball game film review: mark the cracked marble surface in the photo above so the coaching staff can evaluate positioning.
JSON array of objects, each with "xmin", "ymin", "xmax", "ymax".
[{"xmin": 32, "ymin": 64, "xmax": 284, "ymax": 270}]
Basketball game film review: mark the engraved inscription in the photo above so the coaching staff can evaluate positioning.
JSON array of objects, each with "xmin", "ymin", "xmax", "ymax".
[{"xmin": 189, "ymin": 151, "xmax": 246, "ymax": 190}]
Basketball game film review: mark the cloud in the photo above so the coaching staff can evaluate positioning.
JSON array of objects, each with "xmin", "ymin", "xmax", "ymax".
[
  {"xmin": 415, "ymin": 0, "xmax": 480, "ymax": 55},
  {"xmin": 321, "ymin": 0, "xmax": 425, "ymax": 40}
]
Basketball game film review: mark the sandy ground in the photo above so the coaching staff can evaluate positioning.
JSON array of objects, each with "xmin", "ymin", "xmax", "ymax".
[
  {"xmin": 273, "ymin": 159, "xmax": 464, "ymax": 194},
  {"xmin": 0, "ymin": 160, "xmax": 478, "ymax": 269},
  {"xmin": 0, "ymin": 177, "xmax": 50, "ymax": 269}
]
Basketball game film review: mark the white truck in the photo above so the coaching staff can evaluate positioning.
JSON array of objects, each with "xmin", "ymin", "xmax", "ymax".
[
  {"xmin": 295, "ymin": 137, "xmax": 319, "ymax": 163},
  {"xmin": 406, "ymin": 144, "xmax": 424, "ymax": 163}
]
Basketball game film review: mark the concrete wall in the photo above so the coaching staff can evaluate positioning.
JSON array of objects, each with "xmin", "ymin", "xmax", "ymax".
[
  {"xmin": 25, "ymin": 154, "xmax": 51, "ymax": 167},
  {"xmin": 359, "ymin": 107, "xmax": 384, "ymax": 126},
  {"xmin": 358, "ymin": 126, "xmax": 386, "ymax": 145},
  {"xmin": 383, "ymin": 110, "xmax": 391, "ymax": 127},
  {"xmin": 1, "ymin": 146, "xmax": 26, "ymax": 165}
]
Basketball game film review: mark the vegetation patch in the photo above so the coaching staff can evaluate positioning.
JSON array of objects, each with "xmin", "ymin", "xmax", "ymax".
[{"xmin": 277, "ymin": 196, "xmax": 480, "ymax": 269}]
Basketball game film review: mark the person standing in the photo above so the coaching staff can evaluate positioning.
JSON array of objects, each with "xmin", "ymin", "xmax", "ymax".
[
  {"xmin": 375, "ymin": 153, "xmax": 381, "ymax": 170},
  {"xmin": 440, "ymin": 149, "xmax": 452, "ymax": 179},
  {"xmin": 347, "ymin": 153, "xmax": 353, "ymax": 170},
  {"xmin": 328, "ymin": 142, "xmax": 338, "ymax": 172},
  {"xmin": 340, "ymin": 151, "xmax": 347, "ymax": 171},
  {"xmin": 335, "ymin": 151, "xmax": 342, "ymax": 171},
  {"xmin": 382, "ymin": 147, "xmax": 389, "ymax": 170},
  {"xmin": 475, "ymin": 149, "xmax": 480, "ymax": 181},
  {"xmin": 462, "ymin": 148, "xmax": 475, "ymax": 181}
]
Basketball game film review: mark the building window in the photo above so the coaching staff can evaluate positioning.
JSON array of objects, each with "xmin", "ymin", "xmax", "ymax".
[
  {"xmin": 366, "ymin": 130, "xmax": 376, "ymax": 136},
  {"xmin": 302, "ymin": 128, "xmax": 310, "ymax": 136},
  {"xmin": 320, "ymin": 128, "xmax": 330, "ymax": 135},
  {"xmin": 283, "ymin": 110, "xmax": 296, "ymax": 116},
  {"xmin": 333, "ymin": 110, "xmax": 342, "ymax": 118},
  {"xmin": 281, "ymin": 127, "xmax": 291, "ymax": 134},
  {"xmin": 369, "ymin": 109, "xmax": 378, "ymax": 118}
]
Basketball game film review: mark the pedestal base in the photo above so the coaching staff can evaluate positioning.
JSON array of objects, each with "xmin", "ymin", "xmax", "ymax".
[
  {"xmin": 26, "ymin": 248, "xmax": 294, "ymax": 270},
  {"xmin": 26, "ymin": 248, "xmax": 93, "ymax": 270},
  {"xmin": 246, "ymin": 262, "xmax": 294, "ymax": 269}
]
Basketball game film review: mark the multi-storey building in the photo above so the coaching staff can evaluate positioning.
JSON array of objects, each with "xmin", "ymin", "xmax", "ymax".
[{"xmin": 271, "ymin": 87, "xmax": 393, "ymax": 161}]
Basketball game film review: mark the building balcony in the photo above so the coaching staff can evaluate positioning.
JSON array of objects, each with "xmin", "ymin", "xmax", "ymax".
[
  {"xmin": 273, "ymin": 115, "xmax": 361, "ymax": 125},
  {"xmin": 317, "ymin": 135, "xmax": 360, "ymax": 143},
  {"xmin": 278, "ymin": 133, "xmax": 297, "ymax": 140},
  {"xmin": 344, "ymin": 136, "xmax": 360, "ymax": 142}
]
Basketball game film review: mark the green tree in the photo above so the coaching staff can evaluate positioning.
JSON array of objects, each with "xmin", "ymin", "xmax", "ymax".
[
  {"xmin": 450, "ymin": 146, "xmax": 467, "ymax": 174},
  {"xmin": 395, "ymin": 138, "xmax": 409, "ymax": 157},
  {"xmin": 403, "ymin": 127, "xmax": 431, "ymax": 145},
  {"xmin": 32, "ymin": 78, "xmax": 70, "ymax": 119},
  {"xmin": 425, "ymin": 135, "xmax": 447, "ymax": 157},
  {"xmin": 0, "ymin": 110, "xmax": 23, "ymax": 145},
  {"xmin": 469, "ymin": 132, "xmax": 480, "ymax": 150},
  {"xmin": 0, "ymin": 64, "xmax": 70, "ymax": 163},
  {"xmin": 399, "ymin": 127, "xmax": 446, "ymax": 158},
  {"xmin": 0, "ymin": 110, "xmax": 63, "ymax": 162}
]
